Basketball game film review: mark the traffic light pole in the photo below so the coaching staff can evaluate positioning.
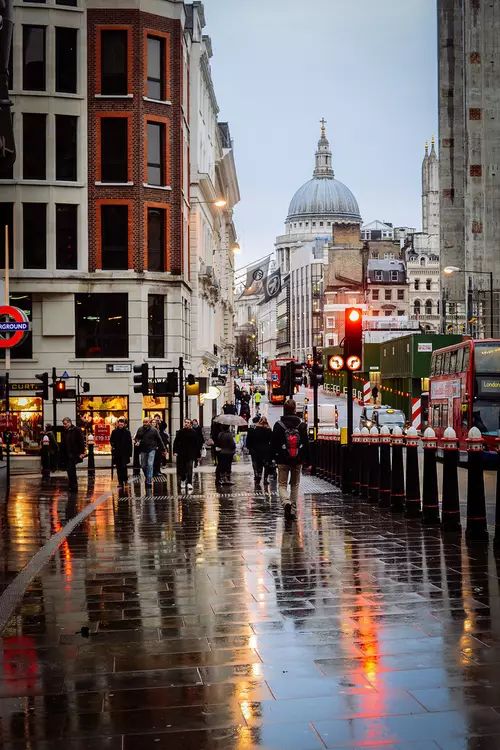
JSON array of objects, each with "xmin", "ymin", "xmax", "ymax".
[
  {"xmin": 51, "ymin": 366, "xmax": 57, "ymax": 428},
  {"xmin": 178, "ymin": 357, "xmax": 184, "ymax": 427},
  {"xmin": 312, "ymin": 345, "xmax": 319, "ymax": 441}
]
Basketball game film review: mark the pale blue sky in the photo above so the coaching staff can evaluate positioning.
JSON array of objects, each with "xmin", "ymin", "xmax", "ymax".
[{"xmin": 203, "ymin": 0, "xmax": 438, "ymax": 266}]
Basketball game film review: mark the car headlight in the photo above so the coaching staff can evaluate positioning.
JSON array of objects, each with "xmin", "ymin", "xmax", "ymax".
[{"xmin": 366, "ymin": 420, "xmax": 372, "ymax": 427}]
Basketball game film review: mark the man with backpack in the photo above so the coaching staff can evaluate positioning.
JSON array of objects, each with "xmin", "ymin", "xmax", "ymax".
[{"xmin": 272, "ymin": 399, "xmax": 310, "ymax": 521}]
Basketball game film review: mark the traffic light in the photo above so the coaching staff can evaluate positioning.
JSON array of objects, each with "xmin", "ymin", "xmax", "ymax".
[
  {"xmin": 35, "ymin": 371, "xmax": 49, "ymax": 400},
  {"xmin": 0, "ymin": 373, "xmax": 9, "ymax": 408},
  {"xmin": 82, "ymin": 381, "xmax": 90, "ymax": 393},
  {"xmin": 133, "ymin": 363, "xmax": 149, "ymax": 395},
  {"xmin": 292, "ymin": 362, "xmax": 303, "ymax": 388},
  {"xmin": 55, "ymin": 379, "xmax": 66, "ymax": 397},
  {"xmin": 280, "ymin": 364, "xmax": 290, "ymax": 397},
  {"xmin": 166, "ymin": 371, "xmax": 179, "ymax": 394},
  {"xmin": 311, "ymin": 351, "xmax": 324, "ymax": 385},
  {"xmin": 186, "ymin": 374, "xmax": 196, "ymax": 386},
  {"xmin": 344, "ymin": 307, "xmax": 363, "ymax": 370},
  {"xmin": 185, "ymin": 374, "xmax": 199, "ymax": 396}
]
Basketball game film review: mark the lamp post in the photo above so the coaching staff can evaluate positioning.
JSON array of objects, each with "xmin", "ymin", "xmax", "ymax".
[
  {"xmin": 443, "ymin": 266, "xmax": 494, "ymax": 338},
  {"xmin": 190, "ymin": 197, "xmax": 227, "ymax": 208}
]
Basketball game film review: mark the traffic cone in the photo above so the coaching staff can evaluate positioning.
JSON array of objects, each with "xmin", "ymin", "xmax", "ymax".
[
  {"xmin": 422, "ymin": 427, "xmax": 440, "ymax": 524},
  {"xmin": 390, "ymin": 426, "xmax": 405, "ymax": 513},
  {"xmin": 360, "ymin": 426, "xmax": 370, "ymax": 500},
  {"xmin": 465, "ymin": 426, "xmax": 488, "ymax": 543},
  {"xmin": 368, "ymin": 426, "xmax": 380, "ymax": 503},
  {"xmin": 405, "ymin": 426, "xmax": 421, "ymax": 518},
  {"xmin": 440, "ymin": 427, "xmax": 461, "ymax": 532},
  {"xmin": 378, "ymin": 425, "xmax": 391, "ymax": 508},
  {"xmin": 351, "ymin": 428, "xmax": 361, "ymax": 496}
]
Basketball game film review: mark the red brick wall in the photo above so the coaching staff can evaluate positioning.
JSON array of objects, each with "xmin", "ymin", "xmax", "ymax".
[{"xmin": 88, "ymin": 9, "xmax": 184, "ymax": 274}]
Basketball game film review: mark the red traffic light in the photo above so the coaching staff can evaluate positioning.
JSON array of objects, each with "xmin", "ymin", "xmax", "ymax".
[
  {"xmin": 344, "ymin": 307, "xmax": 363, "ymax": 365},
  {"xmin": 347, "ymin": 308, "xmax": 361, "ymax": 323},
  {"xmin": 55, "ymin": 380, "xmax": 66, "ymax": 394}
]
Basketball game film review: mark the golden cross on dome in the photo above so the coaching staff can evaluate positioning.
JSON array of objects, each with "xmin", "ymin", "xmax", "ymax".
[{"xmin": 320, "ymin": 117, "xmax": 327, "ymax": 136}]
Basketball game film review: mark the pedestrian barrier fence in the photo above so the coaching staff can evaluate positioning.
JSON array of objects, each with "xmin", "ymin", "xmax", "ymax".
[
  {"xmin": 411, "ymin": 397, "xmax": 422, "ymax": 431},
  {"xmin": 363, "ymin": 381, "xmax": 371, "ymax": 404}
]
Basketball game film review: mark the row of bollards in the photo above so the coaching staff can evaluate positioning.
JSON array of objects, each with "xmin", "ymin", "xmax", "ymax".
[{"xmin": 315, "ymin": 424, "xmax": 494, "ymax": 545}]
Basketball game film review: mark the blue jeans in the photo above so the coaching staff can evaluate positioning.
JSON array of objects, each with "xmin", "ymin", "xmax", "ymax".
[{"xmin": 140, "ymin": 449, "xmax": 155, "ymax": 483}]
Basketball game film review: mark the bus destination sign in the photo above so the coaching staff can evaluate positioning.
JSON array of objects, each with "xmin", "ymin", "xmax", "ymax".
[{"xmin": 477, "ymin": 377, "xmax": 500, "ymax": 399}]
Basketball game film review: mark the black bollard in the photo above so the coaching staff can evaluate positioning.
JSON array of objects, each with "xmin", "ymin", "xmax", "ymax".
[
  {"xmin": 404, "ymin": 427, "xmax": 421, "ymax": 518},
  {"xmin": 422, "ymin": 427, "xmax": 440, "ymax": 524},
  {"xmin": 87, "ymin": 433, "xmax": 95, "ymax": 474},
  {"xmin": 132, "ymin": 443, "xmax": 141, "ymax": 477},
  {"xmin": 494, "ymin": 439, "xmax": 500, "ymax": 549},
  {"xmin": 334, "ymin": 428, "xmax": 341, "ymax": 486},
  {"xmin": 440, "ymin": 427, "xmax": 461, "ymax": 532},
  {"xmin": 41, "ymin": 435, "xmax": 51, "ymax": 478},
  {"xmin": 368, "ymin": 426, "xmax": 380, "ymax": 504},
  {"xmin": 328, "ymin": 431, "xmax": 335, "ymax": 484},
  {"xmin": 390, "ymin": 426, "xmax": 405, "ymax": 513},
  {"xmin": 465, "ymin": 427, "xmax": 488, "ymax": 543},
  {"xmin": 360, "ymin": 427, "xmax": 370, "ymax": 500},
  {"xmin": 378, "ymin": 425, "xmax": 392, "ymax": 508},
  {"xmin": 351, "ymin": 428, "xmax": 361, "ymax": 496},
  {"xmin": 340, "ymin": 428, "xmax": 351, "ymax": 495}
]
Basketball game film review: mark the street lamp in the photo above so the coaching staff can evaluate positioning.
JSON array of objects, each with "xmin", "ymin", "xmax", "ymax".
[
  {"xmin": 191, "ymin": 197, "xmax": 227, "ymax": 208},
  {"xmin": 443, "ymin": 266, "xmax": 494, "ymax": 338}
]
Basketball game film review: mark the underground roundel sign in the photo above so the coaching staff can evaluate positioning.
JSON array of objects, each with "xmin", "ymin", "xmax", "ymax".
[{"xmin": 0, "ymin": 305, "xmax": 30, "ymax": 349}]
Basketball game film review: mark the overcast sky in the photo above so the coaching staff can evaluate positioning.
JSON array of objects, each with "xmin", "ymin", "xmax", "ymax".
[{"xmin": 203, "ymin": 0, "xmax": 438, "ymax": 268}]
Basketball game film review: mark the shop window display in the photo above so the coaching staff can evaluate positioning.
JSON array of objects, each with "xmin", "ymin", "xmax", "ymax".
[
  {"xmin": 0, "ymin": 396, "xmax": 43, "ymax": 453},
  {"xmin": 78, "ymin": 395, "xmax": 128, "ymax": 454}
]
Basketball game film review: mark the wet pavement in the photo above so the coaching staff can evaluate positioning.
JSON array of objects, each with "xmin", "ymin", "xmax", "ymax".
[{"xmin": 2, "ymin": 465, "xmax": 500, "ymax": 748}]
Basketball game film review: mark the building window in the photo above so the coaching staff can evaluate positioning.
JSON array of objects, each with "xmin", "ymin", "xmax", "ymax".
[
  {"xmin": 55, "ymin": 115, "xmax": 77, "ymax": 181},
  {"xmin": 100, "ymin": 29, "xmax": 128, "ymax": 95},
  {"xmin": 0, "ymin": 203, "xmax": 13, "ymax": 268},
  {"xmin": 426, "ymin": 278, "xmax": 432, "ymax": 291},
  {"xmin": 375, "ymin": 271, "xmax": 382, "ymax": 281},
  {"xmin": 420, "ymin": 257, "xmax": 426, "ymax": 266},
  {"xmin": 390, "ymin": 270, "xmax": 398, "ymax": 281},
  {"xmin": 100, "ymin": 117, "xmax": 128, "ymax": 183},
  {"xmin": 414, "ymin": 279, "xmax": 420, "ymax": 290},
  {"xmin": 75, "ymin": 293, "xmax": 128, "ymax": 358},
  {"xmin": 100, "ymin": 204, "xmax": 128, "ymax": 270},
  {"xmin": 23, "ymin": 203, "xmax": 46, "ymax": 269},
  {"xmin": 425, "ymin": 299, "xmax": 433, "ymax": 315},
  {"xmin": 147, "ymin": 36, "xmax": 164, "ymax": 100},
  {"xmin": 414, "ymin": 300, "xmax": 421, "ymax": 316},
  {"xmin": 384, "ymin": 310, "xmax": 392, "ymax": 316},
  {"xmin": 397, "ymin": 289, "xmax": 404, "ymax": 300},
  {"xmin": 56, "ymin": 204, "xmax": 78, "ymax": 269},
  {"xmin": 23, "ymin": 114, "xmax": 46, "ymax": 180},
  {"xmin": 398, "ymin": 310, "xmax": 404, "ymax": 316},
  {"xmin": 148, "ymin": 295, "xmax": 165, "ymax": 357},
  {"xmin": 56, "ymin": 27, "xmax": 77, "ymax": 93},
  {"xmin": 371, "ymin": 289, "xmax": 379, "ymax": 300},
  {"xmin": 147, "ymin": 122, "xmax": 165, "ymax": 185},
  {"xmin": 0, "ymin": 294, "xmax": 32, "ymax": 360},
  {"xmin": 23, "ymin": 25, "xmax": 46, "ymax": 91},
  {"xmin": 147, "ymin": 207, "xmax": 165, "ymax": 271},
  {"xmin": 384, "ymin": 289, "xmax": 392, "ymax": 301},
  {"xmin": 57, "ymin": 0, "xmax": 78, "ymax": 5},
  {"xmin": 0, "ymin": 114, "xmax": 13, "ymax": 178}
]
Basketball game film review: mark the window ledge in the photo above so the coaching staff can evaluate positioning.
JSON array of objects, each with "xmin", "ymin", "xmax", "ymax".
[
  {"xmin": 143, "ymin": 96, "xmax": 172, "ymax": 106},
  {"xmin": 17, "ymin": 179, "xmax": 84, "ymax": 187},
  {"xmin": 94, "ymin": 94, "xmax": 133, "ymax": 99},
  {"xmin": 95, "ymin": 181, "xmax": 134, "ymax": 187},
  {"xmin": 143, "ymin": 183, "xmax": 172, "ymax": 191},
  {"xmin": 20, "ymin": 1, "xmax": 83, "ymax": 10}
]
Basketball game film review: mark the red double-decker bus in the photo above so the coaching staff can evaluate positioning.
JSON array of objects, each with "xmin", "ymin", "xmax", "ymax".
[
  {"xmin": 429, "ymin": 338, "xmax": 500, "ymax": 457},
  {"xmin": 266, "ymin": 357, "xmax": 293, "ymax": 404}
]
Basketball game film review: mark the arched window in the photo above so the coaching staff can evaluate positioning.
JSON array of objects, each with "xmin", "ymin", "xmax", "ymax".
[
  {"xmin": 420, "ymin": 257, "xmax": 426, "ymax": 266},
  {"xmin": 414, "ymin": 279, "xmax": 420, "ymax": 290},
  {"xmin": 425, "ymin": 299, "xmax": 433, "ymax": 315},
  {"xmin": 414, "ymin": 300, "xmax": 421, "ymax": 316},
  {"xmin": 426, "ymin": 278, "xmax": 432, "ymax": 291}
]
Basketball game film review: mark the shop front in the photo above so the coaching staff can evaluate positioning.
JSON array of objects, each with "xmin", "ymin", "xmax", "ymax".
[
  {"xmin": 77, "ymin": 395, "xmax": 129, "ymax": 454},
  {"xmin": 0, "ymin": 396, "xmax": 43, "ymax": 454}
]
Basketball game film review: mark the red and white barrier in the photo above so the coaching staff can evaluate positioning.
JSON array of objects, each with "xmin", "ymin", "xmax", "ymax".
[
  {"xmin": 363, "ymin": 382, "xmax": 371, "ymax": 404},
  {"xmin": 411, "ymin": 397, "xmax": 422, "ymax": 431}
]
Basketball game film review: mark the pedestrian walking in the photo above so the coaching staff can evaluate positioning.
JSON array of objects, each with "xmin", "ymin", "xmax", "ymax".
[
  {"xmin": 191, "ymin": 418, "xmax": 205, "ymax": 466},
  {"xmin": 40, "ymin": 423, "xmax": 58, "ymax": 475},
  {"xmin": 372, "ymin": 385, "xmax": 379, "ymax": 404},
  {"xmin": 254, "ymin": 390, "xmax": 262, "ymax": 411},
  {"xmin": 215, "ymin": 424, "xmax": 236, "ymax": 485},
  {"xmin": 173, "ymin": 419, "xmax": 200, "ymax": 491},
  {"xmin": 247, "ymin": 416, "xmax": 273, "ymax": 486},
  {"xmin": 134, "ymin": 418, "xmax": 165, "ymax": 487},
  {"xmin": 222, "ymin": 401, "xmax": 236, "ymax": 415},
  {"xmin": 272, "ymin": 399, "xmax": 310, "ymax": 521},
  {"xmin": 110, "ymin": 417, "xmax": 133, "ymax": 488},
  {"xmin": 61, "ymin": 417, "xmax": 86, "ymax": 492}
]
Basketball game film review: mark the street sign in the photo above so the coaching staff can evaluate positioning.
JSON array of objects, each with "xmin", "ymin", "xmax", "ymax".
[
  {"xmin": 327, "ymin": 354, "xmax": 344, "ymax": 372},
  {"xmin": 61, "ymin": 371, "xmax": 70, "ymax": 380},
  {"xmin": 346, "ymin": 355, "xmax": 362, "ymax": 371},
  {"xmin": 0, "ymin": 305, "xmax": 30, "ymax": 349},
  {"xmin": 106, "ymin": 363, "xmax": 133, "ymax": 373},
  {"xmin": 0, "ymin": 413, "xmax": 18, "ymax": 431},
  {"xmin": 94, "ymin": 424, "xmax": 110, "ymax": 444}
]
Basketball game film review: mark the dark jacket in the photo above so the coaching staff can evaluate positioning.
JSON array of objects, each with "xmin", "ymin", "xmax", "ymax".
[
  {"xmin": 192, "ymin": 425, "xmax": 204, "ymax": 454},
  {"xmin": 210, "ymin": 419, "xmax": 223, "ymax": 444},
  {"xmin": 272, "ymin": 415, "xmax": 310, "ymax": 466},
  {"xmin": 216, "ymin": 429, "xmax": 236, "ymax": 455},
  {"xmin": 135, "ymin": 425, "xmax": 164, "ymax": 452},
  {"xmin": 173, "ymin": 427, "xmax": 200, "ymax": 461},
  {"xmin": 246, "ymin": 425, "xmax": 272, "ymax": 461},
  {"xmin": 61, "ymin": 425, "xmax": 85, "ymax": 461},
  {"xmin": 110, "ymin": 427, "xmax": 133, "ymax": 460}
]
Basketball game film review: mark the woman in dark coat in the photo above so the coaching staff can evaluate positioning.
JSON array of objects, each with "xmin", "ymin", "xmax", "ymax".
[{"xmin": 246, "ymin": 416, "xmax": 273, "ymax": 485}]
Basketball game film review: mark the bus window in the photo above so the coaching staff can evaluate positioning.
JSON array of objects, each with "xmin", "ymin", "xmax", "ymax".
[
  {"xmin": 430, "ymin": 355, "xmax": 436, "ymax": 376},
  {"xmin": 456, "ymin": 347, "xmax": 464, "ymax": 373},
  {"xmin": 443, "ymin": 351, "xmax": 451, "ymax": 374},
  {"xmin": 463, "ymin": 346, "xmax": 470, "ymax": 372},
  {"xmin": 435, "ymin": 353, "xmax": 442, "ymax": 374},
  {"xmin": 442, "ymin": 404, "xmax": 449, "ymax": 428},
  {"xmin": 432, "ymin": 404, "xmax": 441, "ymax": 428},
  {"xmin": 449, "ymin": 350, "xmax": 457, "ymax": 373}
]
